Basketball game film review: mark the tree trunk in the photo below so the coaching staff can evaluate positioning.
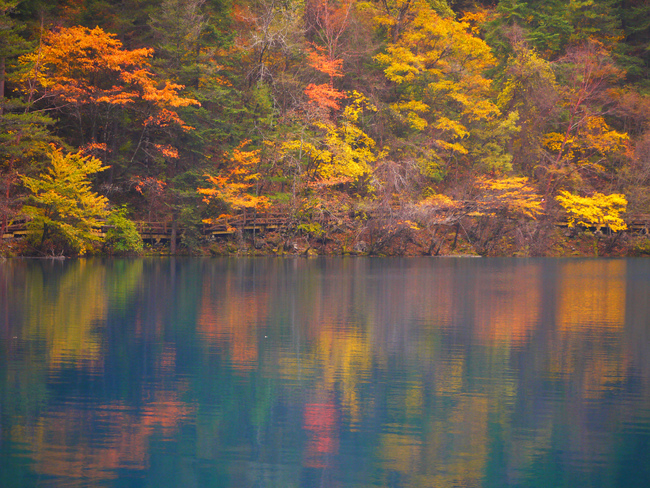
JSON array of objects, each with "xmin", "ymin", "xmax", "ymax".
[
  {"xmin": 170, "ymin": 213, "xmax": 178, "ymax": 255},
  {"xmin": 0, "ymin": 56, "xmax": 5, "ymax": 116}
]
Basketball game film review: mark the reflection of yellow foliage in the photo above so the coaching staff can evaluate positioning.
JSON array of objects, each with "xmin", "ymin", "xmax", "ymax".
[
  {"xmin": 435, "ymin": 353, "xmax": 465, "ymax": 395},
  {"xmin": 417, "ymin": 395, "xmax": 489, "ymax": 488},
  {"xmin": 557, "ymin": 261, "xmax": 626, "ymax": 330},
  {"xmin": 380, "ymin": 431, "xmax": 422, "ymax": 473},
  {"xmin": 553, "ymin": 260, "xmax": 628, "ymax": 398},
  {"xmin": 22, "ymin": 261, "xmax": 145, "ymax": 369},
  {"xmin": 302, "ymin": 326, "xmax": 373, "ymax": 426},
  {"xmin": 24, "ymin": 261, "xmax": 106, "ymax": 368}
]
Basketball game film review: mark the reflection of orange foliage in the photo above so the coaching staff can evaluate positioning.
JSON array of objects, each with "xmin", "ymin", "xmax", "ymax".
[
  {"xmin": 303, "ymin": 400, "xmax": 339, "ymax": 468},
  {"xmin": 197, "ymin": 279, "xmax": 269, "ymax": 371},
  {"xmin": 13, "ymin": 387, "xmax": 193, "ymax": 481},
  {"xmin": 475, "ymin": 264, "xmax": 541, "ymax": 347}
]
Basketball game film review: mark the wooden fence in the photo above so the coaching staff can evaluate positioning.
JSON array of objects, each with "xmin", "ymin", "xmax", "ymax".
[{"xmin": 3, "ymin": 212, "xmax": 649, "ymax": 241}]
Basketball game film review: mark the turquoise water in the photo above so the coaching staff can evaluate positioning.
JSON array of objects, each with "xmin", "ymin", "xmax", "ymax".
[{"xmin": 1, "ymin": 257, "xmax": 649, "ymax": 487}]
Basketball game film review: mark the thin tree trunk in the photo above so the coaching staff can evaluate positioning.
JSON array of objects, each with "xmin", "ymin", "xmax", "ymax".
[
  {"xmin": 0, "ymin": 56, "xmax": 5, "ymax": 116},
  {"xmin": 170, "ymin": 212, "xmax": 178, "ymax": 255}
]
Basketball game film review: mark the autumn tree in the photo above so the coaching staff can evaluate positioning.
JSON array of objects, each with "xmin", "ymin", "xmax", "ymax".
[
  {"xmin": 21, "ymin": 147, "xmax": 110, "ymax": 255},
  {"xmin": 540, "ymin": 40, "xmax": 628, "ymax": 194},
  {"xmin": 373, "ymin": 0, "xmax": 453, "ymax": 42},
  {"xmin": 468, "ymin": 176, "xmax": 545, "ymax": 255},
  {"xmin": 494, "ymin": 30, "xmax": 559, "ymax": 174},
  {"xmin": 556, "ymin": 190, "xmax": 627, "ymax": 232},
  {"xmin": 282, "ymin": 91, "xmax": 381, "ymax": 187},
  {"xmin": 375, "ymin": 4, "xmax": 516, "ymax": 181},
  {"xmin": 16, "ymin": 26, "xmax": 199, "ymax": 180},
  {"xmin": 305, "ymin": 0, "xmax": 354, "ymax": 60},
  {"xmin": 198, "ymin": 140, "xmax": 269, "ymax": 226}
]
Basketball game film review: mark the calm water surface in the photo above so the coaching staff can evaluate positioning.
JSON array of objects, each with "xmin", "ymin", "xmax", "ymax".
[{"xmin": 1, "ymin": 257, "xmax": 649, "ymax": 487}]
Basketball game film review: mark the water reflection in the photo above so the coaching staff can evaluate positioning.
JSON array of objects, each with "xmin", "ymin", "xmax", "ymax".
[{"xmin": 1, "ymin": 257, "xmax": 649, "ymax": 487}]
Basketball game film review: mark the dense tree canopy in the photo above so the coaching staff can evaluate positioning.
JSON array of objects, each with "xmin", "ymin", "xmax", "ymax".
[{"xmin": 1, "ymin": 0, "xmax": 649, "ymax": 255}]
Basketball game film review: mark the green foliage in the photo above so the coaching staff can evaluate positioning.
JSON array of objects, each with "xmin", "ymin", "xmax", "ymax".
[
  {"xmin": 297, "ymin": 222, "xmax": 324, "ymax": 237},
  {"xmin": 21, "ymin": 148, "xmax": 110, "ymax": 255},
  {"xmin": 105, "ymin": 206, "xmax": 144, "ymax": 254}
]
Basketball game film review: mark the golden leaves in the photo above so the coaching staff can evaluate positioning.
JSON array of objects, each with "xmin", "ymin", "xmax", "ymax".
[
  {"xmin": 475, "ymin": 176, "xmax": 544, "ymax": 220},
  {"xmin": 374, "ymin": 4, "xmax": 500, "ymax": 164},
  {"xmin": 556, "ymin": 191, "xmax": 627, "ymax": 232}
]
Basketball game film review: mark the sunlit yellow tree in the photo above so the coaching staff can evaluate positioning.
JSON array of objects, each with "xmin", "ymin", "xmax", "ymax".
[
  {"xmin": 375, "ymin": 5, "xmax": 515, "ymax": 176},
  {"xmin": 21, "ymin": 147, "xmax": 110, "ymax": 255},
  {"xmin": 283, "ymin": 91, "xmax": 381, "ymax": 187},
  {"xmin": 556, "ymin": 190, "xmax": 627, "ymax": 232},
  {"xmin": 475, "ymin": 176, "xmax": 545, "ymax": 219},
  {"xmin": 467, "ymin": 176, "xmax": 545, "ymax": 255}
]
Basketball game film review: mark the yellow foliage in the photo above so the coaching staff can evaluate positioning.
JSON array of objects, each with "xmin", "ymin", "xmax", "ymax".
[
  {"xmin": 374, "ymin": 4, "xmax": 500, "ymax": 162},
  {"xmin": 283, "ymin": 92, "xmax": 381, "ymax": 186},
  {"xmin": 21, "ymin": 147, "xmax": 110, "ymax": 254},
  {"xmin": 544, "ymin": 117, "xmax": 628, "ymax": 172},
  {"xmin": 556, "ymin": 190, "xmax": 627, "ymax": 231},
  {"xmin": 419, "ymin": 193, "xmax": 459, "ymax": 209},
  {"xmin": 476, "ymin": 176, "xmax": 544, "ymax": 219}
]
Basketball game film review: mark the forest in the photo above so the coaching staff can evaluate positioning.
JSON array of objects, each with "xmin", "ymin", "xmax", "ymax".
[{"xmin": 1, "ymin": 0, "xmax": 649, "ymax": 256}]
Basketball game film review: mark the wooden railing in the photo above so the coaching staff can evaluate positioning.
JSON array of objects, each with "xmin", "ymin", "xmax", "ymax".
[{"xmin": 3, "ymin": 212, "xmax": 650, "ymax": 240}]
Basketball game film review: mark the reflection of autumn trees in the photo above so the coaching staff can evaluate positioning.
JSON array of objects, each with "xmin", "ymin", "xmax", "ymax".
[
  {"xmin": 187, "ymin": 258, "xmax": 641, "ymax": 485},
  {"xmin": 474, "ymin": 262, "xmax": 541, "ymax": 347},
  {"xmin": 22, "ymin": 260, "xmax": 108, "ymax": 369},
  {"xmin": 11, "ymin": 387, "xmax": 192, "ymax": 481},
  {"xmin": 197, "ymin": 267, "xmax": 270, "ymax": 371},
  {"xmin": 18, "ymin": 260, "xmax": 143, "ymax": 369},
  {"xmin": 3, "ymin": 259, "xmax": 650, "ymax": 487},
  {"xmin": 553, "ymin": 260, "xmax": 628, "ymax": 398}
]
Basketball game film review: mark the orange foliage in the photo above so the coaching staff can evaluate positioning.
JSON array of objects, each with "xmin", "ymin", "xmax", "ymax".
[
  {"xmin": 304, "ymin": 82, "xmax": 346, "ymax": 111},
  {"xmin": 306, "ymin": 45, "xmax": 344, "ymax": 80},
  {"xmin": 198, "ymin": 140, "xmax": 269, "ymax": 218},
  {"xmin": 20, "ymin": 26, "xmax": 198, "ymax": 127},
  {"xmin": 304, "ymin": 46, "xmax": 346, "ymax": 113},
  {"xmin": 14, "ymin": 381, "xmax": 193, "ymax": 481}
]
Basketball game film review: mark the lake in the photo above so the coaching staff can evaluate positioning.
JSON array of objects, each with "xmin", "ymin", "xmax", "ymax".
[{"xmin": 1, "ymin": 257, "xmax": 649, "ymax": 487}]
